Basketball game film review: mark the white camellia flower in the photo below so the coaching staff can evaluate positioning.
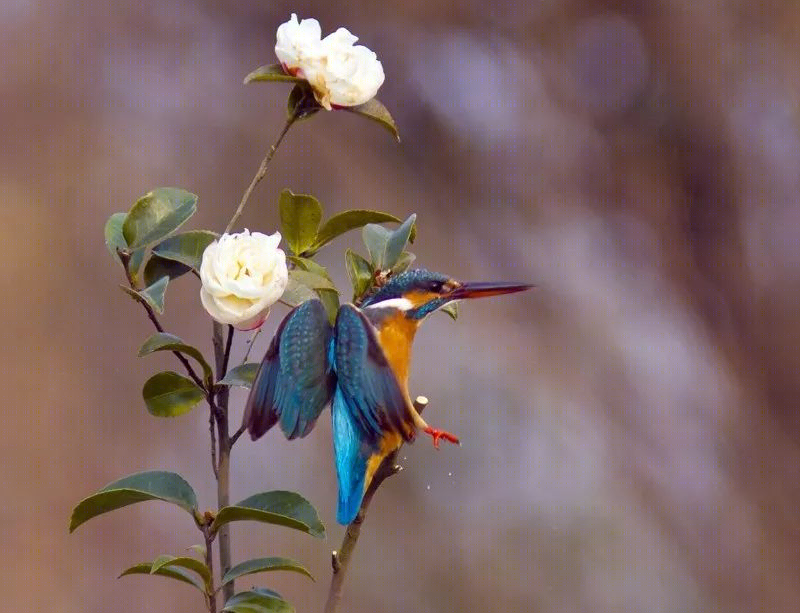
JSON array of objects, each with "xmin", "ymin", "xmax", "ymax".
[
  {"xmin": 274, "ymin": 14, "xmax": 385, "ymax": 110},
  {"xmin": 317, "ymin": 27, "xmax": 385, "ymax": 109},
  {"xmin": 199, "ymin": 230, "xmax": 288, "ymax": 330},
  {"xmin": 274, "ymin": 14, "xmax": 326, "ymax": 82}
]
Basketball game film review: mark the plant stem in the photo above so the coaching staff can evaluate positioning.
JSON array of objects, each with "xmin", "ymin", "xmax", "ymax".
[
  {"xmin": 224, "ymin": 114, "xmax": 297, "ymax": 234},
  {"xmin": 323, "ymin": 397, "xmax": 428, "ymax": 613},
  {"xmin": 212, "ymin": 321, "xmax": 235, "ymax": 602},
  {"xmin": 204, "ymin": 528, "xmax": 218, "ymax": 613},
  {"xmin": 208, "ymin": 107, "xmax": 298, "ymax": 606}
]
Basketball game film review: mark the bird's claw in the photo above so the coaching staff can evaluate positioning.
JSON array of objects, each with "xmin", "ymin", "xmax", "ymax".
[{"xmin": 423, "ymin": 426, "xmax": 460, "ymax": 449}]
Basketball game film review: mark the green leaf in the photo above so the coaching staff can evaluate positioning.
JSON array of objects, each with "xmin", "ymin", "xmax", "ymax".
[
  {"xmin": 281, "ymin": 277, "xmax": 316, "ymax": 307},
  {"xmin": 143, "ymin": 371, "xmax": 205, "ymax": 417},
  {"xmin": 143, "ymin": 253, "xmax": 191, "ymax": 287},
  {"xmin": 221, "ymin": 557, "xmax": 314, "ymax": 586},
  {"xmin": 384, "ymin": 214, "xmax": 416, "ymax": 270},
  {"xmin": 287, "ymin": 83, "xmax": 321, "ymax": 121},
  {"xmin": 105, "ymin": 212, "xmax": 128, "ymax": 260},
  {"xmin": 224, "ymin": 589, "xmax": 293, "ymax": 613},
  {"xmin": 138, "ymin": 332, "xmax": 213, "ymax": 382},
  {"xmin": 152, "ymin": 230, "xmax": 217, "ymax": 270},
  {"xmin": 440, "ymin": 301, "xmax": 459, "ymax": 320},
  {"xmin": 391, "ymin": 251, "xmax": 416, "ymax": 274},
  {"xmin": 345, "ymin": 249, "xmax": 373, "ymax": 298},
  {"xmin": 69, "ymin": 470, "xmax": 198, "ymax": 532},
  {"xmin": 279, "ymin": 190, "xmax": 323, "ymax": 256},
  {"xmin": 244, "ymin": 63, "xmax": 304, "ymax": 84},
  {"xmin": 218, "ymin": 363, "xmax": 259, "ymax": 388},
  {"xmin": 306, "ymin": 210, "xmax": 407, "ymax": 256},
  {"xmin": 187, "ymin": 544, "xmax": 207, "ymax": 559},
  {"xmin": 342, "ymin": 97, "xmax": 400, "ymax": 142},
  {"xmin": 210, "ymin": 491, "xmax": 325, "ymax": 538},
  {"xmin": 316, "ymin": 289, "xmax": 340, "ymax": 324},
  {"xmin": 123, "ymin": 188, "xmax": 198, "ymax": 250},
  {"xmin": 288, "ymin": 269, "xmax": 338, "ymax": 292},
  {"xmin": 287, "ymin": 256, "xmax": 332, "ymax": 281},
  {"xmin": 127, "ymin": 247, "xmax": 147, "ymax": 280},
  {"xmin": 119, "ymin": 562, "xmax": 206, "ymax": 592},
  {"xmin": 119, "ymin": 276, "xmax": 169, "ymax": 314},
  {"xmin": 362, "ymin": 224, "xmax": 391, "ymax": 269},
  {"xmin": 151, "ymin": 555, "xmax": 212, "ymax": 590}
]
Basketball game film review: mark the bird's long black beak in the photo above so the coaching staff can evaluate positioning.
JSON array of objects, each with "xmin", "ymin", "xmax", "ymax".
[{"xmin": 449, "ymin": 281, "xmax": 534, "ymax": 300}]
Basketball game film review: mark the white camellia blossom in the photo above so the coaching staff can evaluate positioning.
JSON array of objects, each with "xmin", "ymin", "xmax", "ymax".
[
  {"xmin": 199, "ymin": 230, "xmax": 288, "ymax": 330},
  {"xmin": 274, "ymin": 14, "xmax": 385, "ymax": 110},
  {"xmin": 275, "ymin": 14, "xmax": 326, "ymax": 82}
]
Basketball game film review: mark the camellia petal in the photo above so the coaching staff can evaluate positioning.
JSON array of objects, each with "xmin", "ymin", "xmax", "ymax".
[
  {"xmin": 199, "ymin": 230, "xmax": 288, "ymax": 329},
  {"xmin": 273, "ymin": 14, "xmax": 385, "ymax": 110}
]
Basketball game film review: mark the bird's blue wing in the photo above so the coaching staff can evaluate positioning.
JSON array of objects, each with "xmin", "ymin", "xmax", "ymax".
[
  {"xmin": 332, "ymin": 304, "xmax": 414, "ymax": 523},
  {"xmin": 242, "ymin": 299, "xmax": 335, "ymax": 440}
]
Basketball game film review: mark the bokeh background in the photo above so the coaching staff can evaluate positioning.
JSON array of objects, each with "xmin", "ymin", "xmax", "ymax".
[{"xmin": 5, "ymin": 1, "xmax": 800, "ymax": 611}]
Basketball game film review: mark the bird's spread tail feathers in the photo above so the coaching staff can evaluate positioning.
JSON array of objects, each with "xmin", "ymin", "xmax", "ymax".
[{"xmin": 332, "ymin": 387, "xmax": 402, "ymax": 524}]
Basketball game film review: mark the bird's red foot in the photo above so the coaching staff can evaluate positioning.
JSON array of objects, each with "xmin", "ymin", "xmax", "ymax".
[{"xmin": 423, "ymin": 426, "xmax": 460, "ymax": 449}]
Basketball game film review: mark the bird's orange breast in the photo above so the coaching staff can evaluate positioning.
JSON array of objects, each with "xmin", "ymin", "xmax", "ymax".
[{"xmin": 376, "ymin": 311, "xmax": 418, "ymax": 384}]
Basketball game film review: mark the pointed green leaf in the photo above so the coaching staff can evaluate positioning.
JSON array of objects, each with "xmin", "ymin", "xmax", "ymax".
[
  {"xmin": 143, "ymin": 371, "xmax": 204, "ymax": 417},
  {"xmin": 316, "ymin": 289, "xmax": 340, "ymax": 324},
  {"xmin": 244, "ymin": 63, "xmax": 304, "ymax": 84},
  {"xmin": 127, "ymin": 247, "xmax": 147, "ymax": 280},
  {"xmin": 391, "ymin": 251, "xmax": 416, "ymax": 274},
  {"xmin": 287, "ymin": 83, "xmax": 321, "ymax": 121},
  {"xmin": 69, "ymin": 471, "xmax": 198, "ymax": 532},
  {"xmin": 281, "ymin": 277, "xmax": 316, "ymax": 307},
  {"xmin": 119, "ymin": 276, "xmax": 169, "ymax": 314},
  {"xmin": 221, "ymin": 557, "xmax": 314, "ymax": 586},
  {"xmin": 224, "ymin": 589, "xmax": 293, "ymax": 613},
  {"xmin": 143, "ymin": 254, "xmax": 191, "ymax": 287},
  {"xmin": 187, "ymin": 544, "xmax": 207, "ymax": 559},
  {"xmin": 345, "ymin": 249, "xmax": 373, "ymax": 298},
  {"xmin": 123, "ymin": 188, "xmax": 198, "ymax": 249},
  {"xmin": 210, "ymin": 491, "xmax": 325, "ymax": 538},
  {"xmin": 342, "ymin": 97, "xmax": 400, "ymax": 142},
  {"xmin": 362, "ymin": 224, "xmax": 391, "ymax": 269},
  {"xmin": 384, "ymin": 214, "xmax": 416, "ymax": 270},
  {"xmin": 440, "ymin": 301, "xmax": 459, "ymax": 320},
  {"xmin": 105, "ymin": 212, "xmax": 128, "ymax": 260},
  {"xmin": 140, "ymin": 276, "xmax": 168, "ymax": 313},
  {"xmin": 138, "ymin": 333, "xmax": 213, "ymax": 382},
  {"xmin": 218, "ymin": 363, "xmax": 259, "ymax": 388},
  {"xmin": 306, "ymin": 210, "xmax": 407, "ymax": 256},
  {"xmin": 119, "ymin": 562, "xmax": 206, "ymax": 592},
  {"xmin": 152, "ymin": 230, "xmax": 218, "ymax": 270},
  {"xmin": 288, "ymin": 269, "xmax": 337, "ymax": 292},
  {"xmin": 279, "ymin": 190, "xmax": 323, "ymax": 256},
  {"xmin": 151, "ymin": 555, "xmax": 212, "ymax": 589},
  {"xmin": 287, "ymin": 256, "xmax": 332, "ymax": 281}
]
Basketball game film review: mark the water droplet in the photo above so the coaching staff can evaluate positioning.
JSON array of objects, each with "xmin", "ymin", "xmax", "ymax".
[
  {"xmin": 426, "ymin": 484, "xmax": 431, "ymax": 490},
  {"xmin": 448, "ymin": 472, "xmax": 452, "ymax": 477}
]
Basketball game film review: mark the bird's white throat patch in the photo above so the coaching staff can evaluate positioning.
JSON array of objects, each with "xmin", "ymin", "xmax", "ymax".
[{"xmin": 364, "ymin": 297, "xmax": 414, "ymax": 311}]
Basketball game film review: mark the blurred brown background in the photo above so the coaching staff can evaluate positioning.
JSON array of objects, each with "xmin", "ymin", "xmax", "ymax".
[{"xmin": 4, "ymin": 1, "xmax": 800, "ymax": 611}]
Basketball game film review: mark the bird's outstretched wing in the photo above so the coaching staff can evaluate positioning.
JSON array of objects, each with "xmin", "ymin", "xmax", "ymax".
[
  {"xmin": 332, "ymin": 304, "xmax": 415, "ymax": 523},
  {"xmin": 243, "ymin": 299, "xmax": 335, "ymax": 440}
]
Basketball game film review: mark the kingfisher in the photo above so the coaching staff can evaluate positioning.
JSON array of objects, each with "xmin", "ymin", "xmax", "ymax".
[{"xmin": 242, "ymin": 269, "xmax": 532, "ymax": 524}]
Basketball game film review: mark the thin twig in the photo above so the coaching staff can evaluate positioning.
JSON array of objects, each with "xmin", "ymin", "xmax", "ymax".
[
  {"xmin": 224, "ymin": 115, "xmax": 297, "ymax": 234},
  {"xmin": 209, "ymin": 407, "xmax": 219, "ymax": 479},
  {"xmin": 230, "ymin": 423, "xmax": 247, "ymax": 446},
  {"xmin": 324, "ymin": 397, "xmax": 429, "ymax": 613},
  {"xmin": 240, "ymin": 326, "xmax": 263, "ymax": 365},
  {"xmin": 118, "ymin": 252, "xmax": 206, "ymax": 390}
]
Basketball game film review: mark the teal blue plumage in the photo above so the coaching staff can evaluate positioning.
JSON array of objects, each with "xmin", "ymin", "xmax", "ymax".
[
  {"xmin": 332, "ymin": 305, "xmax": 414, "ymax": 523},
  {"xmin": 243, "ymin": 299, "xmax": 335, "ymax": 440}
]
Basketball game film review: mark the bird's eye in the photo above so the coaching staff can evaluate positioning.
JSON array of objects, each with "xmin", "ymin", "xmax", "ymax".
[{"xmin": 429, "ymin": 280, "xmax": 444, "ymax": 292}]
